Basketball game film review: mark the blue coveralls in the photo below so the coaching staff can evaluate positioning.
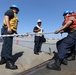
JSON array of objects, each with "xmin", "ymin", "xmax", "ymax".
[
  {"xmin": 34, "ymin": 36, "xmax": 42, "ymax": 53},
  {"xmin": 56, "ymin": 31, "xmax": 76, "ymax": 59},
  {"xmin": 1, "ymin": 26, "xmax": 15, "ymax": 60}
]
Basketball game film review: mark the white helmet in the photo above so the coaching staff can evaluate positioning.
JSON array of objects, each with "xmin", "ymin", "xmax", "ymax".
[{"xmin": 37, "ymin": 19, "xmax": 42, "ymax": 23}]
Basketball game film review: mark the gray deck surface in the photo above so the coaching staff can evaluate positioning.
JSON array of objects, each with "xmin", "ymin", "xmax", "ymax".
[
  {"xmin": 0, "ymin": 38, "xmax": 76, "ymax": 75},
  {"xmin": 0, "ymin": 43, "xmax": 53, "ymax": 75},
  {"xmin": 28, "ymin": 57, "xmax": 76, "ymax": 75}
]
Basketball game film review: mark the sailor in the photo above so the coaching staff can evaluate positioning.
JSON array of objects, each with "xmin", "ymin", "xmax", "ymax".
[
  {"xmin": 0, "ymin": 5, "xmax": 19, "ymax": 70},
  {"xmin": 33, "ymin": 19, "xmax": 44, "ymax": 55},
  {"xmin": 47, "ymin": 10, "xmax": 76, "ymax": 71}
]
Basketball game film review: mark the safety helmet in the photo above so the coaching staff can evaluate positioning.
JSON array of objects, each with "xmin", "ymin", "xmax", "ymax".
[
  {"xmin": 37, "ymin": 19, "xmax": 42, "ymax": 23},
  {"xmin": 63, "ymin": 10, "xmax": 71, "ymax": 16},
  {"xmin": 10, "ymin": 5, "xmax": 19, "ymax": 11},
  {"xmin": 70, "ymin": 11, "xmax": 74, "ymax": 14}
]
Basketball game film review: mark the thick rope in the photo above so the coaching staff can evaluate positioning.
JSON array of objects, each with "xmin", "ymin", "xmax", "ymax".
[{"xmin": 0, "ymin": 32, "xmax": 54, "ymax": 38}]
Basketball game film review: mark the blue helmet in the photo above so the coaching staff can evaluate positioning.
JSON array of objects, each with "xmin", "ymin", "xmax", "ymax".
[
  {"xmin": 70, "ymin": 11, "xmax": 74, "ymax": 14},
  {"xmin": 10, "ymin": 5, "xmax": 19, "ymax": 11},
  {"xmin": 63, "ymin": 10, "xmax": 71, "ymax": 16}
]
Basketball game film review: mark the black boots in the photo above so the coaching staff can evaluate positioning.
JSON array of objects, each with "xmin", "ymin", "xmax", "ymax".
[
  {"xmin": 0, "ymin": 57, "xmax": 18, "ymax": 70},
  {"xmin": 34, "ymin": 52, "xmax": 39, "ymax": 55},
  {"xmin": 46, "ymin": 58, "xmax": 61, "ymax": 71},
  {"xmin": 62, "ymin": 58, "xmax": 68, "ymax": 65},
  {"xmin": 0, "ymin": 57, "xmax": 6, "ymax": 65},
  {"xmin": 5, "ymin": 60, "xmax": 18, "ymax": 70},
  {"xmin": 67, "ymin": 54, "xmax": 75, "ymax": 61},
  {"xmin": 67, "ymin": 51, "xmax": 76, "ymax": 61}
]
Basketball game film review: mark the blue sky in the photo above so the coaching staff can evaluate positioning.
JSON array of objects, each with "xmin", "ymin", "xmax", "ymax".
[{"xmin": 0, "ymin": 0, "xmax": 76, "ymax": 38}]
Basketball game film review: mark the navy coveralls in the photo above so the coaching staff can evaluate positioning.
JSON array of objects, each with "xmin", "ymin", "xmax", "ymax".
[
  {"xmin": 1, "ymin": 9, "xmax": 15, "ymax": 61},
  {"xmin": 34, "ymin": 36, "xmax": 42, "ymax": 53},
  {"xmin": 1, "ymin": 27, "xmax": 15, "ymax": 60},
  {"xmin": 56, "ymin": 31, "xmax": 76, "ymax": 59}
]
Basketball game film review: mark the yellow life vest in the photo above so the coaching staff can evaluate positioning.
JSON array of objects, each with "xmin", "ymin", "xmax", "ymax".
[{"xmin": 4, "ymin": 13, "xmax": 19, "ymax": 31}]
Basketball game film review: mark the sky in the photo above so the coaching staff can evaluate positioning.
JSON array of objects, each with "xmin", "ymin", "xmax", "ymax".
[{"xmin": 0, "ymin": 0, "xmax": 76, "ymax": 38}]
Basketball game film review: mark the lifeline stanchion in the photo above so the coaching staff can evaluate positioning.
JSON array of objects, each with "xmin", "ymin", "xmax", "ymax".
[{"xmin": 0, "ymin": 32, "xmax": 55, "ymax": 38}]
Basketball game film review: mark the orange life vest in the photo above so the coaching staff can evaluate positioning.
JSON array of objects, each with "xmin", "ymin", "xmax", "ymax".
[
  {"xmin": 63, "ymin": 15, "xmax": 71, "ymax": 32},
  {"xmin": 72, "ymin": 12, "xmax": 76, "ymax": 18},
  {"xmin": 64, "ymin": 13, "xmax": 76, "ymax": 29}
]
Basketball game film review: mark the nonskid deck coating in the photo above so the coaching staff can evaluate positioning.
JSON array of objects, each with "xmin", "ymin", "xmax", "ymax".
[
  {"xmin": 26, "ymin": 59, "xmax": 76, "ymax": 75},
  {"xmin": 0, "ymin": 43, "xmax": 53, "ymax": 75}
]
